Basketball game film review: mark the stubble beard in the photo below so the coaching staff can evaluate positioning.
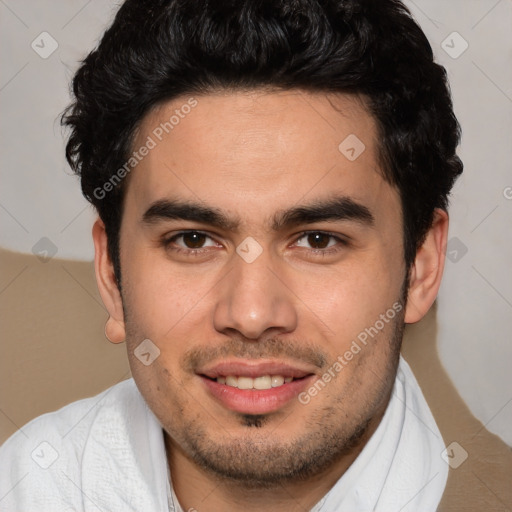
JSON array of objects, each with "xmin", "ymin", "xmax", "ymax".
[
  {"xmin": 121, "ymin": 279, "xmax": 407, "ymax": 489},
  {"xmin": 162, "ymin": 311, "xmax": 404, "ymax": 489}
]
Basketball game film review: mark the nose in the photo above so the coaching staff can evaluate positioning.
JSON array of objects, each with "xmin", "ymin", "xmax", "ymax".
[{"xmin": 213, "ymin": 247, "xmax": 298, "ymax": 340}]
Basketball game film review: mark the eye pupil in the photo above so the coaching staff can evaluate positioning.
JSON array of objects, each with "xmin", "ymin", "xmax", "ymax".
[
  {"xmin": 308, "ymin": 233, "xmax": 330, "ymax": 249},
  {"xmin": 183, "ymin": 232, "xmax": 206, "ymax": 248}
]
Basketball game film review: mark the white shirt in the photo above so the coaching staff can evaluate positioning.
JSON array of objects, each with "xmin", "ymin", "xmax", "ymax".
[{"xmin": 0, "ymin": 356, "xmax": 447, "ymax": 511}]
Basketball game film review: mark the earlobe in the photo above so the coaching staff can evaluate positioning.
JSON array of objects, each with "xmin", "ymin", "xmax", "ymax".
[
  {"xmin": 404, "ymin": 209, "xmax": 449, "ymax": 324},
  {"xmin": 105, "ymin": 316, "xmax": 126, "ymax": 344},
  {"xmin": 92, "ymin": 218, "xmax": 126, "ymax": 343}
]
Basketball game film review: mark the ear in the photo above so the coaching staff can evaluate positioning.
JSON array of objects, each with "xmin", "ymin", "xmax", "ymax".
[
  {"xmin": 92, "ymin": 218, "xmax": 126, "ymax": 343},
  {"xmin": 404, "ymin": 209, "xmax": 449, "ymax": 324}
]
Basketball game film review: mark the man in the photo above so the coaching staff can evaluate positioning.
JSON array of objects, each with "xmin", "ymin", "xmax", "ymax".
[{"xmin": 0, "ymin": 0, "xmax": 465, "ymax": 510}]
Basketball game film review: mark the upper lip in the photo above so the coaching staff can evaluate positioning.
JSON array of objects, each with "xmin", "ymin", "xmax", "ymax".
[{"xmin": 198, "ymin": 359, "xmax": 317, "ymax": 379}]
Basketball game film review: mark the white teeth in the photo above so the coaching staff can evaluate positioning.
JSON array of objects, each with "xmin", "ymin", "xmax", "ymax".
[
  {"xmin": 225, "ymin": 376, "xmax": 238, "ymax": 388},
  {"xmin": 271, "ymin": 375, "xmax": 284, "ymax": 387},
  {"xmin": 237, "ymin": 376, "xmax": 253, "ymax": 390},
  {"xmin": 254, "ymin": 376, "xmax": 272, "ymax": 390},
  {"xmin": 216, "ymin": 374, "xmax": 294, "ymax": 390}
]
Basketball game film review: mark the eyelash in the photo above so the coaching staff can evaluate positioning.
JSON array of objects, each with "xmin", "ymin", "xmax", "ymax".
[{"xmin": 161, "ymin": 230, "xmax": 349, "ymax": 257}]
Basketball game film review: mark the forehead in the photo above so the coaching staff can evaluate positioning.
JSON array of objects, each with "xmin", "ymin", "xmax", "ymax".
[{"xmin": 125, "ymin": 90, "xmax": 398, "ymax": 230}]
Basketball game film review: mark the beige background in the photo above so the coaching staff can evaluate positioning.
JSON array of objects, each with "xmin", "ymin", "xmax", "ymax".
[{"xmin": 0, "ymin": 0, "xmax": 511, "ymax": 450}]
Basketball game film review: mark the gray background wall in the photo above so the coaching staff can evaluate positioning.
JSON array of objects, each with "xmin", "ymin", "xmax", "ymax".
[{"xmin": 1, "ymin": 0, "xmax": 511, "ymax": 445}]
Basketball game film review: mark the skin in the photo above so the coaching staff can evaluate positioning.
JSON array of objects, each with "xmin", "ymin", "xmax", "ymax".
[{"xmin": 93, "ymin": 89, "xmax": 448, "ymax": 511}]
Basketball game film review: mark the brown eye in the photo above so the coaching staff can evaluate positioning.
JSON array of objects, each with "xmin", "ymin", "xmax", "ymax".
[
  {"xmin": 295, "ymin": 232, "xmax": 339, "ymax": 251},
  {"xmin": 163, "ymin": 231, "xmax": 219, "ymax": 254},
  {"xmin": 306, "ymin": 232, "xmax": 331, "ymax": 249},
  {"xmin": 181, "ymin": 232, "xmax": 207, "ymax": 248}
]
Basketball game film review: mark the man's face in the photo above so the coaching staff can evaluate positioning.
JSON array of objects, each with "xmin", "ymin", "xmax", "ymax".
[{"xmin": 118, "ymin": 90, "xmax": 406, "ymax": 484}]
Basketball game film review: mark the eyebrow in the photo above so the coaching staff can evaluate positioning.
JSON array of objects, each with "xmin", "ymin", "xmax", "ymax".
[{"xmin": 141, "ymin": 196, "xmax": 375, "ymax": 232}]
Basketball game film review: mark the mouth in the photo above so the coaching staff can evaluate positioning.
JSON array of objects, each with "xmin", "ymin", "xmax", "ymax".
[{"xmin": 197, "ymin": 360, "xmax": 317, "ymax": 415}]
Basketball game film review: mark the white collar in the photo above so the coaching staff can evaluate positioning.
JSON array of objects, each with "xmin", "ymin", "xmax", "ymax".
[{"xmin": 311, "ymin": 356, "xmax": 448, "ymax": 511}]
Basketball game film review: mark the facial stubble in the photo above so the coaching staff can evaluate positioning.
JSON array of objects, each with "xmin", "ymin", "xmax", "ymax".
[{"xmin": 122, "ymin": 294, "xmax": 405, "ymax": 490}]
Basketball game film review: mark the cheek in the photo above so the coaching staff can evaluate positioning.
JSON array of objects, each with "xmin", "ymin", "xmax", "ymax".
[
  {"xmin": 122, "ymin": 251, "xmax": 208, "ymax": 332},
  {"xmin": 132, "ymin": 363, "xmax": 194, "ymax": 435},
  {"xmin": 121, "ymin": 262, "xmax": 217, "ymax": 388},
  {"xmin": 305, "ymin": 261, "xmax": 402, "ymax": 344}
]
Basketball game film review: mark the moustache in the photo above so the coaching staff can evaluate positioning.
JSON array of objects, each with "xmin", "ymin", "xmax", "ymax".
[{"xmin": 182, "ymin": 336, "xmax": 328, "ymax": 373}]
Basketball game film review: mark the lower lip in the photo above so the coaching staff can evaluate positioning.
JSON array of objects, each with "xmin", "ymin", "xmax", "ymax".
[{"xmin": 200, "ymin": 375, "xmax": 315, "ymax": 415}]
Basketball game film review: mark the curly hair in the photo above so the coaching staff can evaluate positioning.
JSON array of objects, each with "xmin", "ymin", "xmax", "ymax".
[{"xmin": 62, "ymin": 0, "xmax": 463, "ymax": 285}]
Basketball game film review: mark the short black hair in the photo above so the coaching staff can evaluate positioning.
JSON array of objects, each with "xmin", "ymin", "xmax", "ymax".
[{"xmin": 62, "ymin": 0, "xmax": 463, "ymax": 285}]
